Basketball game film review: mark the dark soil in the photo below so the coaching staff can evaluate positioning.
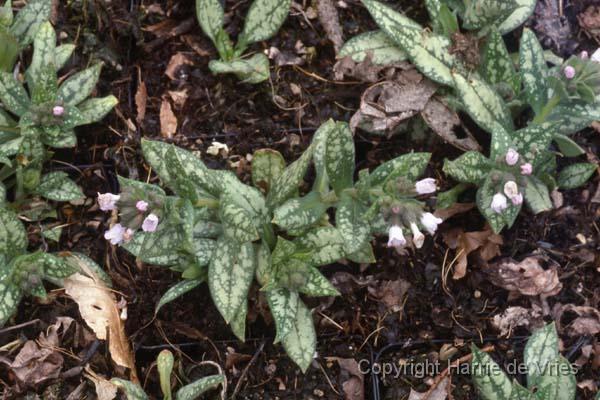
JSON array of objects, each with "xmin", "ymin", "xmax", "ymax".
[{"xmin": 1, "ymin": 0, "xmax": 600, "ymax": 399}]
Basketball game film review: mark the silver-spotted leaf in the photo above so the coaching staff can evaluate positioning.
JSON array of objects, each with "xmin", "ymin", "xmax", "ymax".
[
  {"xmin": 155, "ymin": 279, "xmax": 203, "ymax": 314},
  {"xmin": 370, "ymin": 152, "xmax": 430, "ymax": 186},
  {"xmin": 238, "ymin": 0, "xmax": 291, "ymax": 47},
  {"xmin": 443, "ymin": 151, "xmax": 490, "ymax": 184},
  {"xmin": 476, "ymin": 174, "xmax": 508, "ymax": 233},
  {"xmin": 55, "ymin": 44, "xmax": 75, "ymax": 70},
  {"xmin": 557, "ymin": 163, "xmax": 596, "ymax": 190},
  {"xmin": 336, "ymin": 194, "xmax": 370, "ymax": 254},
  {"xmin": 471, "ymin": 345, "xmax": 513, "ymax": 400},
  {"xmin": 267, "ymin": 143, "xmax": 314, "ymax": 207},
  {"xmin": 195, "ymin": 0, "xmax": 224, "ymax": 43},
  {"xmin": 9, "ymin": 0, "xmax": 51, "ymax": 46},
  {"xmin": 325, "ymin": 121, "xmax": 355, "ymax": 194},
  {"xmin": 523, "ymin": 323, "xmax": 559, "ymax": 388},
  {"xmin": 535, "ymin": 355, "xmax": 576, "ymax": 400},
  {"xmin": 523, "ymin": 175, "xmax": 552, "ymax": 214},
  {"xmin": 220, "ymin": 194, "xmax": 259, "ymax": 243},
  {"xmin": 519, "ymin": 29, "xmax": 549, "ymax": 115},
  {"xmin": 481, "ymin": 29, "xmax": 518, "ymax": 93},
  {"xmin": 252, "ymin": 148, "xmax": 285, "ymax": 193},
  {"xmin": 295, "ymin": 227, "xmax": 345, "ymax": 266},
  {"xmin": 272, "ymin": 191, "xmax": 328, "ymax": 232},
  {"xmin": 111, "ymin": 378, "xmax": 149, "ymax": 400},
  {"xmin": 123, "ymin": 226, "xmax": 187, "ymax": 266},
  {"xmin": 338, "ymin": 30, "xmax": 407, "ymax": 65},
  {"xmin": 157, "ymin": 350, "xmax": 174, "ymax": 400},
  {"xmin": 174, "ymin": 375, "xmax": 224, "ymax": 400},
  {"xmin": 0, "ymin": 208, "xmax": 27, "ymax": 257},
  {"xmin": 267, "ymin": 288, "xmax": 300, "ymax": 343},
  {"xmin": 281, "ymin": 298, "xmax": 316, "ymax": 372},
  {"xmin": 497, "ymin": 0, "xmax": 536, "ymax": 34},
  {"xmin": 36, "ymin": 172, "xmax": 83, "ymax": 201},
  {"xmin": 57, "ymin": 63, "xmax": 102, "ymax": 106},
  {"xmin": 77, "ymin": 96, "xmax": 118, "ymax": 124},
  {"xmin": 27, "ymin": 21, "xmax": 55, "ymax": 90},
  {"xmin": 209, "ymin": 53, "xmax": 270, "ymax": 84},
  {"xmin": 208, "ymin": 239, "xmax": 255, "ymax": 323},
  {"xmin": 230, "ymin": 299, "xmax": 247, "ymax": 341},
  {"xmin": 298, "ymin": 267, "xmax": 339, "ymax": 297},
  {"xmin": 312, "ymin": 119, "xmax": 336, "ymax": 193},
  {"xmin": 0, "ymin": 280, "xmax": 23, "ymax": 327},
  {"xmin": 0, "ymin": 71, "xmax": 30, "ymax": 116}
]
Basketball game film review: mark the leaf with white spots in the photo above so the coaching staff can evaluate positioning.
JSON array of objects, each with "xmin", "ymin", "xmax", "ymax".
[
  {"xmin": 524, "ymin": 323, "xmax": 559, "ymax": 388},
  {"xmin": 462, "ymin": 0, "xmax": 514, "ymax": 30},
  {"xmin": 557, "ymin": 163, "xmax": 596, "ymax": 190},
  {"xmin": 123, "ymin": 225, "xmax": 187, "ymax": 266},
  {"xmin": 443, "ymin": 151, "xmax": 491, "ymax": 184},
  {"xmin": 312, "ymin": 119, "xmax": 336, "ymax": 193},
  {"xmin": 497, "ymin": 0, "xmax": 536, "ymax": 34},
  {"xmin": 295, "ymin": 227, "xmax": 345, "ymax": 266},
  {"xmin": 267, "ymin": 143, "xmax": 314, "ymax": 207},
  {"xmin": 336, "ymin": 194, "xmax": 370, "ymax": 254},
  {"xmin": 0, "ymin": 31, "xmax": 18, "ymax": 72},
  {"xmin": 0, "ymin": 280, "xmax": 23, "ymax": 327},
  {"xmin": 452, "ymin": 71, "xmax": 513, "ymax": 134},
  {"xmin": 9, "ymin": 0, "xmax": 51, "ymax": 47},
  {"xmin": 208, "ymin": 238, "xmax": 255, "ymax": 323},
  {"xmin": 219, "ymin": 193, "xmax": 260, "ymax": 242},
  {"xmin": 55, "ymin": 44, "xmax": 75, "ymax": 70},
  {"xmin": 511, "ymin": 124, "xmax": 553, "ymax": 165},
  {"xmin": 267, "ymin": 288, "xmax": 299, "ymax": 343},
  {"xmin": 297, "ymin": 267, "xmax": 339, "ymax": 297},
  {"xmin": 175, "ymin": 375, "xmax": 225, "ymax": 400},
  {"xmin": 325, "ymin": 121, "xmax": 355, "ymax": 195},
  {"xmin": 252, "ymin": 148, "xmax": 286, "ymax": 194},
  {"xmin": 36, "ymin": 172, "xmax": 83, "ymax": 201},
  {"xmin": 238, "ymin": 0, "xmax": 291, "ymax": 48},
  {"xmin": 77, "ymin": 95, "xmax": 118, "ymax": 124},
  {"xmin": 481, "ymin": 29, "xmax": 518, "ymax": 93},
  {"xmin": 553, "ymin": 134, "xmax": 585, "ymax": 157},
  {"xmin": 523, "ymin": 175, "xmax": 552, "ymax": 215},
  {"xmin": 339, "ymin": 30, "xmax": 407, "ymax": 65},
  {"xmin": 362, "ymin": 0, "xmax": 456, "ymax": 86},
  {"xmin": 208, "ymin": 53, "xmax": 270, "ymax": 84},
  {"xmin": 195, "ymin": 0, "xmax": 224, "ymax": 44},
  {"xmin": 0, "ymin": 208, "xmax": 27, "ymax": 257},
  {"xmin": 546, "ymin": 102, "xmax": 600, "ymax": 136},
  {"xmin": 281, "ymin": 298, "xmax": 316, "ymax": 372},
  {"xmin": 27, "ymin": 21, "xmax": 56, "ymax": 91},
  {"xmin": 230, "ymin": 299, "xmax": 247, "ymax": 341},
  {"xmin": 471, "ymin": 345, "xmax": 513, "ymax": 400},
  {"xmin": 272, "ymin": 191, "xmax": 328, "ymax": 232},
  {"xmin": 0, "ymin": 71, "xmax": 30, "ymax": 116},
  {"xmin": 535, "ymin": 356, "xmax": 576, "ymax": 399},
  {"xmin": 347, "ymin": 241, "xmax": 376, "ymax": 264},
  {"xmin": 57, "ymin": 63, "xmax": 102, "ymax": 106},
  {"xmin": 519, "ymin": 29, "xmax": 549, "ymax": 115},
  {"xmin": 370, "ymin": 152, "xmax": 430, "ymax": 187},
  {"xmin": 111, "ymin": 379, "xmax": 149, "ymax": 400},
  {"xmin": 155, "ymin": 279, "xmax": 203, "ymax": 314}
]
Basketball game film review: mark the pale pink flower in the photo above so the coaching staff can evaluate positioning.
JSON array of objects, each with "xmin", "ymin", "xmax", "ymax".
[
  {"xmin": 505, "ymin": 149, "xmax": 519, "ymax": 166},
  {"xmin": 136, "ymin": 200, "xmax": 149, "ymax": 212},
  {"xmin": 123, "ymin": 228, "xmax": 135, "ymax": 243},
  {"xmin": 491, "ymin": 193, "xmax": 508, "ymax": 213},
  {"xmin": 52, "ymin": 106, "xmax": 64, "ymax": 116},
  {"xmin": 387, "ymin": 225, "xmax": 406, "ymax": 248},
  {"xmin": 420, "ymin": 212, "xmax": 443, "ymax": 235},
  {"xmin": 564, "ymin": 66, "xmax": 576, "ymax": 79},
  {"xmin": 97, "ymin": 192, "xmax": 120, "ymax": 211},
  {"xmin": 104, "ymin": 224, "xmax": 126, "ymax": 245},
  {"xmin": 142, "ymin": 214, "xmax": 159, "ymax": 232},
  {"xmin": 511, "ymin": 193, "xmax": 523, "ymax": 206},
  {"xmin": 521, "ymin": 163, "xmax": 533, "ymax": 176},
  {"xmin": 415, "ymin": 178, "xmax": 437, "ymax": 195}
]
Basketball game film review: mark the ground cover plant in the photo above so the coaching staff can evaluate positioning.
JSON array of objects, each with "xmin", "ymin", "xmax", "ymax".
[{"xmin": 1, "ymin": 0, "xmax": 600, "ymax": 399}]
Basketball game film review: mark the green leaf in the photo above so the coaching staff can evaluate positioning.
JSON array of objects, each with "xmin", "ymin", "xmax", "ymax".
[
  {"xmin": 0, "ymin": 280, "xmax": 23, "ymax": 327},
  {"xmin": 535, "ymin": 356, "xmax": 576, "ymax": 400},
  {"xmin": 497, "ymin": 0, "xmax": 536, "ymax": 34},
  {"xmin": 462, "ymin": 0, "xmax": 514, "ymax": 30},
  {"xmin": 175, "ymin": 375, "xmax": 224, "ymax": 400},
  {"xmin": 267, "ymin": 143, "xmax": 314, "ymax": 207},
  {"xmin": 443, "ymin": 151, "xmax": 490, "ymax": 184},
  {"xmin": 325, "ymin": 121, "xmax": 355, "ymax": 194},
  {"xmin": 370, "ymin": 152, "xmax": 430, "ymax": 187},
  {"xmin": 9, "ymin": 0, "xmax": 51, "ymax": 47},
  {"xmin": 523, "ymin": 175, "xmax": 552, "ymax": 214},
  {"xmin": 266, "ymin": 288, "xmax": 299, "ymax": 342},
  {"xmin": 155, "ymin": 279, "xmax": 203, "ymax": 314},
  {"xmin": 123, "ymin": 226, "xmax": 187, "ymax": 266},
  {"xmin": 452, "ymin": 71, "xmax": 513, "ymax": 134},
  {"xmin": 272, "ymin": 191, "xmax": 328, "ymax": 232},
  {"xmin": 546, "ymin": 102, "xmax": 600, "ymax": 136},
  {"xmin": 230, "ymin": 299, "xmax": 247, "ymax": 341},
  {"xmin": 295, "ymin": 227, "xmax": 345, "ymax": 266},
  {"xmin": 30, "ymin": 63, "xmax": 57, "ymax": 105},
  {"xmin": 519, "ymin": 29, "xmax": 549, "ymax": 115},
  {"xmin": 476, "ymin": 174, "xmax": 507, "ymax": 234},
  {"xmin": 57, "ymin": 63, "xmax": 102, "ymax": 106},
  {"xmin": 39, "ymin": 253, "xmax": 76, "ymax": 279},
  {"xmin": 0, "ymin": 71, "xmax": 30, "ymax": 116},
  {"xmin": 252, "ymin": 148, "xmax": 285, "ymax": 193},
  {"xmin": 0, "ymin": 208, "xmax": 27, "ymax": 257},
  {"xmin": 523, "ymin": 323, "xmax": 560, "ymax": 389},
  {"xmin": 110, "ymin": 378, "xmax": 149, "ymax": 400},
  {"xmin": 511, "ymin": 124, "xmax": 552, "ymax": 165},
  {"xmin": 195, "ymin": 0, "xmax": 224, "ymax": 43},
  {"xmin": 336, "ymin": 194, "xmax": 370, "ymax": 254},
  {"xmin": 281, "ymin": 298, "xmax": 316, "ymax": 372},
  {"xmin": 339, "ymin": 30, "xmax": 407, "ymax": 65},
  {"xmin": 471, "ymin": 345, "xmax": 513, "ymax": 400},
  {"xmin": 35, "ymin": 172, "xmax": 83, "ymax": 201},
  {"xmin": 557, "ymin": 163, "xmax": 596, "ymax": 190},
  {"xmin": 481, "ymin": 29, "xmax": 518, "ymax": 93},
  {"xmin": 298, "ymin": 267, "xmax": 339, "ymax": 297},
  {"xmin": 509, "ymin": 382, "xmax": 534, "ymax": 400},
  {"xmin": 312, "ymin": 119, "xmax": 336, "ymax": 193},
  {"xmin": 220, "ymin": 194, "xmax": 260, "ymax": 242},
  {"xmin": 154, "ymin": 350, "xmax": 173, "ymax": 400},
  {"xmin": 362, "ymin": 0, "xmax": 456, "ymax": 86},
  {"xmin": 208, "ymin": 239, "xmax": 255, "ymax": 323},
  {"xmin": 28, "ymin": 21, "xmax": 55, "ymax": 90},
  {"xmin": 0, "ymin": 31, "xmax": 18, "ymax": 72},
  {"xmin": 117, "ymin": 175, "xmax": 166, "ymax": 197},
  {"xmin": 77, "ymin": 95, "xmax": 118, "ymax": 124},
  {"xmin": 55, "ymin": 44, "xmax": 75, "ymax": 70},
  {"xmin": 347, "ymin": 241, "xmax": 376, "ymax": 264},
  {"xmin": 238, "ymin": 0, "xmax": 291, "ymax": 47},
  {"xmin": 553, "ymin": 134, "xmax": 585, "ymax": 157},
  {"xmin": 0, "ymin": 182, "xmax": 5, "ymax": 205},
  {"xmin": 0, "ymin": 0, "xmax": 13, "ymax": 28},
  {"xmin": 209, "ymin": 53, "xmax": 270, "ymax": 84}
]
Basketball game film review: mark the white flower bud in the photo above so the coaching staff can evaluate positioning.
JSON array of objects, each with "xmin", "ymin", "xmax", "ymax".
[
  {"xmin": 142, "ymin": 213, "xmax": 159, "ymax": 232},
  {"xmin": 387, "ymin": 225, "xmax": 406, "ymax": 248},
  {"xmin": 104, "ymin": 224, "xmax": 126, "ymax": 245},
  {"xmin": 97, "ymin": 192, "xmax": 120, "ymax": 211},
  {"xmin": 491, "ymin": 193, "xmax": 508, "ymax": 213},
  {"xmin": 420, "ymin": 212, "xmax": 443, "ymax": 235},
  {"xmin": 410, "ymin": 222, "xmax": 425, "ymax": 249},
  {"xmin": 415, "ymin": 178, "xmax": 437, "ymax": 195}
]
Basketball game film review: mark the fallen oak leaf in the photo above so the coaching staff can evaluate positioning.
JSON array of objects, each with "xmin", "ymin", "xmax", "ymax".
[{"xmin": 63, "ymin": 257, "xmax": 137, "ymax": 382}]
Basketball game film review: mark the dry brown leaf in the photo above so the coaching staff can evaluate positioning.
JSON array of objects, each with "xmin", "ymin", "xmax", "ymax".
[
  {"xmin": 328, "ymin": 358, "xmax": 364, "ymax": 400},
  {"xmin": 85, "ymin": 367, "xmax": 118, "ymax": 400},
  {"xmin": 334, "ymin": 55, "xmax": 390, "ymax": 83},
  {"xmin": 552, "ymin": 303, "xmax": 600, "ymax": 336},
  {"xmin": 492, "ymin": 306, "xmax": 544, "ymax": 336},
  {"xmin": 485, "ymin": 255, "xmax": 562, "ymax": 303},
  {"xmin": 369, "ymin": 279, "xmax": 410, "ymax": 313},
  {"xmin": 267, "ymin": 46, "xmax": 305, "ymax": 66},
  {"xmin": 168, "ymin": 89, "xmax": 189, "ymax": 108},
  {"xmin": 442, "ymin": 227, "xmax": 503, "ymax": 279},
  {"xmin": 160, "ymin": 99, "xmax": 177, "ymax": 139},
  {"xmin": 317, "ymin": 0, "xmax": 343, "ymax": 53},
  {"xmin": 135, "ymin": 80, "xmax": 147, "ymax": 124},
  {"xmin": 165, "ymin": 52, "xmax": 194, "ymax": 80},
  {"xmin": 63, "ymin": 260, "xmax": 137, "ymax": 381},
  {"xmin": 408, "ymin": 376, "xmax": 451, "ymax": 400},
  {"xmin": 421, "ymin": 99, "xmax": 481, "ymax": 152},
  {"xmin": 434, "ymin": 202, "xmax": 475, "ymax": 221}
]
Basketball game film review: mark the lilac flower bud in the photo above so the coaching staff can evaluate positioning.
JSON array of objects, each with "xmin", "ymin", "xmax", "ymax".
[
  {"xmin": 491, "ymin": 193, "xmax": 508, "ymax": 213},
  {"xmin": 97, "ymin": 192, "xmax": 120, "ymax": 211},
  {"xmin": 123, "ymin": 228, "xmax": 135, "ymax": 243},
  {"xmin": 136, "ymin": 200, "xmax": 149, "ymax": 212},
  {"xmin": 142, "ymin": 213, "xmax": 159, "ymax": 232},
  {"xmin": 104, "ymin": 224, "xmax": 126, "ymax": 245},
  {"xmin": 415, "ymin": 178, "xmax": 437, "ymax": 195},
  {"xmin": 511, "ymin": 193, "xmax": 523, "ymax": 206},
  {"xmin": 520, "ymin": 163, "xmax": 533, "ymax": 176},
  {"xmin": 420, "ymin": 212, "xmax": 443, "ymax": 235},
  {"xmin": 505, "ymin": 149, "xmax": 519, "ymax": 166},
  {"xmin": 387, "ymin": 225, "xmax": 406, "ymax": 248},
  {"xmin": 410, "ymin": 222, "xmax": 425, "ymax": 249},
  {"xmin": 564, "ymin": 66, "xmax": 576, "ymax": 80},
  {"xmin": 52, "ymin": 106, "xmax": 64, "ymax": 116}
]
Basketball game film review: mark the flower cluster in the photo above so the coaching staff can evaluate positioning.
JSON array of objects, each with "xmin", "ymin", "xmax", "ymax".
[
  {"xmin": 490, "ymin": 149, "xmax": 530, "ymax": 214},
  {"xmin": 97, "ymin": 192, "xmax": 161, "ymax": 245},
  {"xmin": 386, "ymin": 178, "xmax": 443, "ymax": 250}
]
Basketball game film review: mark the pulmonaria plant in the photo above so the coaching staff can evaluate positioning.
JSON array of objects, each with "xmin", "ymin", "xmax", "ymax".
[
  {"xmin": 0, "ymin": 0, "xmax": 52, "ymax": 71},
  {"xmin": 0, "ymin": 207, "xmax": 78, "ymax": 326},
  {"xmin": 350, "ymin": 0, "xmax": 600, "ymax": 232},
  {"xmin": 111, "ymin": 349, "xmax": 224, "ymax": 400},
  {"xmin": 0, "ymin": 22, "xmax": 117, "ymax": 203},
  {"xmin": 471, "ymin": 323, "xmax": 577, "ymax": 400},
  {"xmin": 100, "ymin": 119, "xmax": 436, "ymax": 371},
  {"xmin": 195, "ymin": 0, "xmax": 291, "ymax": 83}
]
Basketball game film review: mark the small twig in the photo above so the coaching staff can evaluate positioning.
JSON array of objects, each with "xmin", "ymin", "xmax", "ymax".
[
  {"xmin": 230, "ymin": 341, "xmax": 265, "ymax": 400},
  {"xmin": 0, "ymin": 319, "xmax": 41, "ymax": 334}
]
